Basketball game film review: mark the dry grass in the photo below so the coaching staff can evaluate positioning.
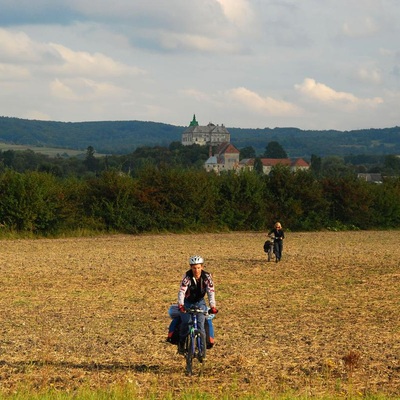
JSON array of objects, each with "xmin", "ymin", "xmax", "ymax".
[
  {"xmin": 0, "ymin": 231, "xmax": 399, "ymax": 398},
  {"xmin": 0, "ymin": 142, "xmax": 108, "ymax": 158},
  {"xmin": 0, "ymin": 142, "xmax": 88, "ymax": 157}
]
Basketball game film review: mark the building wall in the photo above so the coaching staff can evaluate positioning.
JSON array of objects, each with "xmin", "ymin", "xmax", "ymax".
[{"xmin": 182, "ymin": 124, "xmax": 230, "ymax": 146}]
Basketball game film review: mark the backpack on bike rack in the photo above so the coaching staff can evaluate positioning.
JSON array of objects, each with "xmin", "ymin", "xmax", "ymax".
[
  {"xmin": 167, "ymin": 316, "xmax": 181, "ymax": 345},
  {"xmin": 204, "ymin": 316, "xmax": 214, "ymax": 349},
  {"xmin": 263, "ymin": 239, "xmax": 272, "ymax": 253}
]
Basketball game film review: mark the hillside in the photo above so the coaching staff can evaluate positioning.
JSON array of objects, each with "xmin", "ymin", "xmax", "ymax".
[
  {"xmin": 0, "ymin": 117, "xmax": 183, "ymax": 155},
  {"xmin": 229, "ymin": 126, "xmax": 400, "ymax": 157},
  {"xmin": 0, "ymin": 116, "xmax": 399, "ymax": 157}
]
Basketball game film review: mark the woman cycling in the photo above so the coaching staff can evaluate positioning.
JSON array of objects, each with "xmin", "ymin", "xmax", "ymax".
[
  {"xmin": 177, "ymin": 255, "xmax": 218, "ymax": 354},
  {"xmin": 268, "ymin": 222, "xmax": 285, "ymax": 262}
]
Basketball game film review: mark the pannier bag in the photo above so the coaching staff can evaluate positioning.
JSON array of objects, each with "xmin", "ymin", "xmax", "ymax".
[{"xmin": 263, "ymin": 240, "xmax": 272, "ymax": 253}]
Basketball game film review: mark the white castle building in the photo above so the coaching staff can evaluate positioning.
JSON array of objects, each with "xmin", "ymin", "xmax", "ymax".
[{"xmin": 181, "ymin": 115, "xmax": 230, "ymax": 146}]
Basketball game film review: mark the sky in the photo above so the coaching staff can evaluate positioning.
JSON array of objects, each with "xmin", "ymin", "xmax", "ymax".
[{"xmin": 1, "ymin": 0, "xmax": 400, "ymax": 131}]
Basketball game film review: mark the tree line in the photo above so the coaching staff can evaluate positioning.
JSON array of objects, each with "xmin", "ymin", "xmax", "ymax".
[
  {"xmin": 1, "ymin": 141, "xmax": 400, "ymax": 236},
  {"xmin": 1, "ymin": 164, "xmax": 399, "ymax": 236},
  {"xmin": 2, "ymin": 141, "xmax": 400, "ymax": 178}
]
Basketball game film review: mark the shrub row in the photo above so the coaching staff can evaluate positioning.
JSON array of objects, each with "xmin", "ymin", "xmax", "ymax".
[{"xmin": 0, "ymin": 166, "xmax": 399, "ymax": 236}]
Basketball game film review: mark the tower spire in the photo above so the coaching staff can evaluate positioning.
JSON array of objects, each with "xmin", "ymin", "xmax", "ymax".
[{"xmin": 189, "ymin": 114, "xmax": 199, "ymax": 127}]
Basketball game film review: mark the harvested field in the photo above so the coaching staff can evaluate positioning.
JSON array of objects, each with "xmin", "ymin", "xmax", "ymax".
[{"xmin": 0, "ymin": 231, "xmax": 399, "ymax": 398}]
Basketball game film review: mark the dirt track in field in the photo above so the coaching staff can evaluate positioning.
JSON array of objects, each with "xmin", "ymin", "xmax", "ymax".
[{"xmin": 0, "ymin": 231, "xmax": 399, "ymax": 398}]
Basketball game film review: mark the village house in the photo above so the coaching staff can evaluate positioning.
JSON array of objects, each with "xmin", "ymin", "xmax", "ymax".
[
  {"xmin": 204, "ymin": 142, "xmax": 240, "ymax": 173},
  {"xmin": 205, "ymin": 147, "xmax": 309, "ymax": 175},
  {"xmin": 357, "ymin": 173, "xmax": 383, "ymax": 184},
  {"xmin": 238, "ymin": 158, "xmax": 310, "ymax": 174}
]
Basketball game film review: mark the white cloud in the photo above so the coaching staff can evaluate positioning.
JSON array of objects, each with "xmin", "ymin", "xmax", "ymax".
[
  {"xmin": 0, "ymin": 63, "xmax": 30, "ymax": 80},
  {"xmin": 228, "ymin": 87, "xmax": 301, "ymax": 116},
  {"xmin": 47, "ymin": 43, "xmax": 146, "ymax": 77},
  {"xmin": 0, "ymin": 28, "xmax": 145, "ymax": 80},
  {"xmin": 379, "ymin": 48, "xmax": 397, "ymax": 57},
  {"xmin": 1, "ymin": 1, "xmax": 400, "ymax": 130},
  {"xmin": 357, "ymin": 67, "xmax": 382, "ymax": 84},
  {"xmin": 49, "ymin": 79, "xmax": 76, "ymax": 101},
  {"xmin": 180, "ymin": 89, "xmax": 210, "ymax": 102},
  {"xmin": 295, "ymin": 78, "xmax": 383, "ymax": 108},
  {"xmin": 341, "ymin": 17, "xmax": 379, "ymax": 38},
  {"xmin": 0, "ymin": 28, "xmax": 43, "ymax": 62},
  {"xmin": 50, "ymin": 78, "xmax": 130, "ymax": 101},
  {"xmin": 158, "ymin": 32, "xmax": 238, "ymax": 54},
  {"xmin": 215, "ymin": 0, "xmax": 254, "ymax": 29}
]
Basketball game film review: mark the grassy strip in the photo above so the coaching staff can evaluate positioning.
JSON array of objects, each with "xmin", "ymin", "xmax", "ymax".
[{"xmin": 0, "ymin": 385, "xmax": 393, "ymax": 400}]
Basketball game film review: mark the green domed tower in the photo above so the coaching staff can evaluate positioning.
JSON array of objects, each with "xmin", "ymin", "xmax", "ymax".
[{"xmin": 189, "ymin": 114, "xmax": 199, "ymax": 127}]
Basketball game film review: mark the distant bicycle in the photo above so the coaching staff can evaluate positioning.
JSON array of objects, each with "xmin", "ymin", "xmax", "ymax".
[
  {"xmin": 181, "ymin": 307, "xmax": 209, "ymax": 376},
  {"xmin": 263, "ymin": 235, "xmax": 276, "ymax": 262}
]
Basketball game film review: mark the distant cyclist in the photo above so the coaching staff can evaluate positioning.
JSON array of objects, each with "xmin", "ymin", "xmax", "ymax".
[
  {"xmin": 269, "ymin": 222, "xmax": 285, "ymax": 262},
  {"xmin": 177, "ymin": 255, "xmax": 218, "ymax": 354}
]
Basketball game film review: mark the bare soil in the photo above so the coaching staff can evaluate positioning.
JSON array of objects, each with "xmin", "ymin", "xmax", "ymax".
[{"xmin": 0, "ymin": 231, "xmax": 399, "ymax": 398}]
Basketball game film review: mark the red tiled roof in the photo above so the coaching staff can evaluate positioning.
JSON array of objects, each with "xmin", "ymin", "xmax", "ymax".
[
  {"xmin": 261, "ymin": 158, "xmax": 291, "ymax": 166},
  {"xmin": 291, "ymin": 158, "xmax": 309, "ymax": 167},
  {"xmin": 239, "ymin": 158, "xmax": 310, "ymax": 168},
  {"xmin": 240, "ymin": 158, "xmax": 254, "ymax": 166},
  {"xmin": 217, "ymin": 142, "xmax": 240, "ymax": 154}
]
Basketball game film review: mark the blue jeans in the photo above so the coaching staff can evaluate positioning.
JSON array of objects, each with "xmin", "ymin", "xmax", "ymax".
[
  {"xmin": 179, "ymin": 299, "xmax": 207, "ymax": 342},
  {"xmin": 274, "ymin": 239, "xmax": 283, "ymax": 260}
]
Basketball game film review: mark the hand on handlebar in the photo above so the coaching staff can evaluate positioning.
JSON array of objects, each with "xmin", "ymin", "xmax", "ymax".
[{"xmin": 178, "ymin": 304, "xmax": 185, "ymax": 313}]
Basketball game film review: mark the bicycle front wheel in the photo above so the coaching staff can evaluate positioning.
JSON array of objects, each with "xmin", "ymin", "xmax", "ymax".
[
  {"xmin": 185, "ymin": 334, "xmax": 194, "ymax": 376},
  {"xmin": 196, "ymin": 330, "xmax": 206, "ymax": 363}
]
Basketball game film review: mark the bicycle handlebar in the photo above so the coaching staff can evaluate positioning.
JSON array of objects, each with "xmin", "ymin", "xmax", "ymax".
[{"xmin": 184, "ymin": 307, "xmax": 210, "ymax": 315}]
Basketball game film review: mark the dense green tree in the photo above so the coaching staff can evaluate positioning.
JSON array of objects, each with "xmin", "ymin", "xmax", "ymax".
[
  {"xmin": 253, "ymin": 157, "xmax": 264, "ymax": 175},
  {"xmin": 264, "ymin": 166, "xmax": 330, "ymax": 230},
  {"xmin": 290, "ymin": 169, "xmax": 330, "ymax": 230},
  {"xmin": 216, "ymin": 170, "xmax": 265, "ymax": 230},
  {"xmin": 321, "ymin": 176, "xmax": 374, "ymax": 229},
  {"xmin": 310, "ymin": 154, "xmax": 322, "ymax": 177},
  {"xmin": 57, "ymin": 176, "xmax": 93, "ymax": 231},
  {"xmin": 0, "ymin": 170, "xmax": 63, "ymax": 233},
  {"xmin": 265, "ymin": 165, "xmax": 304, "ymax": 228},
  {"xmin": 168, "ymin": 141, "xmax": 184, "ymax": 151},
  {"xmin": 239, "ymin": 146, "xmax": 256, "ymax": 160},
  {"xmin": 84, "ymin": 170, "xmax": 142, "ymax": 232},
  {"xmin": 384, "ymin": 155, "xmax": 400, "ymax": 175},
  {"xmin": 2, "ymin": 150, "xmax": 16, "ymax": 169},
  {"xmin": 135, "ymin": 166, "xmax": 220, "ymax": 231},
  {"xmin": 321, "ymin": 156, "xmax": 355, "ymax": 178},
  {"xmin": 370, "ymin": 177, "xmax": 400, "ymax": 227},
  {"xmin": 264, "ymin": 141, "xmax": 287, "ymax": 158},
  {"xmin": 83, "ymin": 146, "xmax": 100, "ymax": 172}
]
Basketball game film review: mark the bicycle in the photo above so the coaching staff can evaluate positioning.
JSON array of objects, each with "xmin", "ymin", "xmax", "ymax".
[
  {"xmin": 181, "ymin": 307, "xmax": 209, "ymax": 376},
  {"xmin": 264, "ymin": 235, "xmax": 276, "ymax": 262}
]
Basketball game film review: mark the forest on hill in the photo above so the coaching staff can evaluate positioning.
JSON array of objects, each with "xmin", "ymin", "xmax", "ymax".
[{"xmin": 1, "ymin": 116, "xmax": 400, "ymax": 158}]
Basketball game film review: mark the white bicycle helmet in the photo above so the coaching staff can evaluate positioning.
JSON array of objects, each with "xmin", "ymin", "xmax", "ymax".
[{"xmin": 189, "ymin": 255, "xmax": 204, "ymax": 265}]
